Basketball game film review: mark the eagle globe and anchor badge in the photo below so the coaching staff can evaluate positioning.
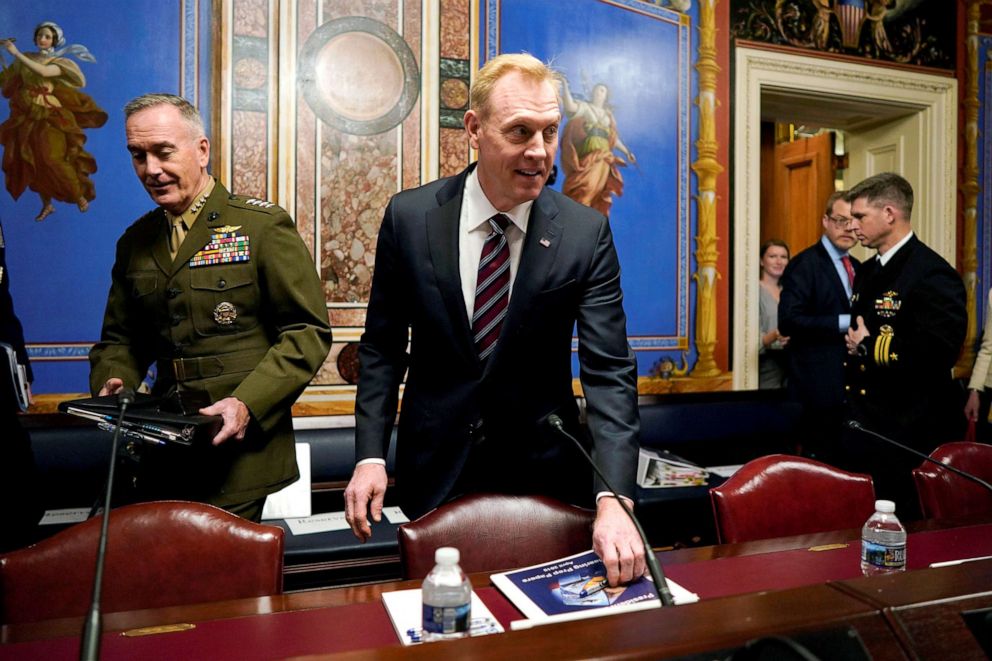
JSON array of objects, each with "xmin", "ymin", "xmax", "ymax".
[{"xmin": 213, "ymin": 301, "xmax": 238, "ymax": 325}]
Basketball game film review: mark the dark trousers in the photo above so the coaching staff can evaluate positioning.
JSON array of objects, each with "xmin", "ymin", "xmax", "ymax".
[{"xmin": 0, "ymin": 409, "xmax": 43, "ymax": 552}]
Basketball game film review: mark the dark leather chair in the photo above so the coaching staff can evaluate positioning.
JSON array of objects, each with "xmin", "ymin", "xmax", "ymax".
[
  {"xmin": 913, "ymin": 442, "xmax": 992, "ymax": 520},
  {"xmin": 709, "ymin": 454, "xmax": 875, "ymax": 544},
  {"xmin": 0, "ymin": 500, "xmax": 284, "ymax": 624},
  {"xmin": 398, "ymin": 493, "xmax": 595, "ymax": 579}
]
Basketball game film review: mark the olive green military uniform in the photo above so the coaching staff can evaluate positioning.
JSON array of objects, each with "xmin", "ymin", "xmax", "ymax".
[{"xmin": 90, "ymin": 180, "xmax": 332, "ymax": 509}]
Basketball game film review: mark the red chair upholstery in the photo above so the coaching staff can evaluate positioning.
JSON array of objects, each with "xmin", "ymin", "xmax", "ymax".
[
  {"xmin": 0, "ymin": 500, "xmax": 284, "ymax": 624},
  {"xmin": 709, "ymin": 454, "xmax": 875, "ymax": 544},
  {"xmin": 398, "ymin": 493, "xmax": 595, "ymax": 579},
  {"xmin": 912, "ymin": 442, "xmax": 992, "ymax": 520}
]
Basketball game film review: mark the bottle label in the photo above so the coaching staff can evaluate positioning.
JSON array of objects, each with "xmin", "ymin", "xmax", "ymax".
[
  {"xmin": 422, "ymin": 602, "xmax": 471, "ymax": 635},
  {"xmin": 861, "ymin": 540, "xmax": 906, "ymax": 568}
]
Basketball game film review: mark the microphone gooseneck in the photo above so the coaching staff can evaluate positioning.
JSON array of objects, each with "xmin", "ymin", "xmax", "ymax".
[
  {"xmin": 546, "ymin": 414, "xmax": 675, "ymax": 607},
  {"xmin": 80, "ymin": 391, "xmax": 133, "ymax": 660},
  {"xmin": 847, "ymin": 420, "xmax": 992, "ymax": 494}
]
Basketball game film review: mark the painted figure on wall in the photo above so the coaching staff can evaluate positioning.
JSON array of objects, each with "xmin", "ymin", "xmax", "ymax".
[
  {"xmin": 559, "ymin": 77, "xmax": 635, "ymax": 218},
  {"xmin": 0, "ymin": 21, "xmax": 107, "ymax": 221}
]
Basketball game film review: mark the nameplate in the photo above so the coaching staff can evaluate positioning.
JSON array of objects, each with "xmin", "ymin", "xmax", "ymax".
[
  {"xmin": 39, "ymin": 508, "xmax": 90, "ymax": 526},
  {"xmin": 284, "ymin": 506, "xmax": 409, "ymax": 535}
]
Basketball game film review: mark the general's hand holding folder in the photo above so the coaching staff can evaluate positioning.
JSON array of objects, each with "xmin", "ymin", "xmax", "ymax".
[{"xmin": 58, "ymin": 392, "xmax": 223, "ymax": 446}]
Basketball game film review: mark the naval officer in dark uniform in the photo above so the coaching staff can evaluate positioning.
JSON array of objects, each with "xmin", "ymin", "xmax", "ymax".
[
  {"xmin": 843, "ymin": 172, "xmax": 966, "ymax": 518},
  {"xmin": 90, "ymin": 94, "xmax": 332, "ymax": 520}
]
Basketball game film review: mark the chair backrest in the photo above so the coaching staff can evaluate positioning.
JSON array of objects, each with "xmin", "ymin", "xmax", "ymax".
[
  {"xmin": 709, "ymin": 454, "xmax": 876, "ymax": 544},
  {"xmin": 398, "ymin": 493, "xmax": 595, "ymax": 579},
  {"xmin": 0, "ymin": 500, "xmax": 284, "ymax": 624},
  {"xmin": 912, "ymin": 442, "xmax": 992, "ymax": 520}
]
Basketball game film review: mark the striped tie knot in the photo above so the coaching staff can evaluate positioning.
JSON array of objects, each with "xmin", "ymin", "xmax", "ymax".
[{"xmin": 488, "ymin": 213, "xmax": 510, "ymax": 235}]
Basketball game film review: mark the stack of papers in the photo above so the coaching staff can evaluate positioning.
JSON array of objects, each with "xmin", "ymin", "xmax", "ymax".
[
  {"xmin": 637, "ymin": 447, "xmax": 709, "ymax": 488},
  {"xmin": 491, "ymin": 550, "xmax": 698, "ymax": 628},
  {"xmin": 381, "ymin": 589, "xmax": 503, "ymax": 645}
]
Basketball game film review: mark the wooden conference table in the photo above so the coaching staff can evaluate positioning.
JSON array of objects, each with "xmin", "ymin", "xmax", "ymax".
[{"xmin": 2, "ymin": 520, "xmax": 991, "ymax": 659}]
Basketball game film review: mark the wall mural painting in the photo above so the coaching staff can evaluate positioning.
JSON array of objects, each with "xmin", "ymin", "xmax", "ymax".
[
  {"xmin": 486, "ymin": 0, "xmax": 695, "ymax": 380},
  {"xmin": 0, "ymin": 21, "xmax": 107, "ymax": 222},
  {"xmin": 559, "ymin": 77, "xmax": 636, "ymax": 218},
  {"xmin": 732, "ymin": 0, "xmax": 956, "ymax": 69}
]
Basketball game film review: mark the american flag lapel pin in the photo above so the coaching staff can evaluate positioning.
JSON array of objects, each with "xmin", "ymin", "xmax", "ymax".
[{"xmin": 539, "ymin": 237, "xmax": 551, "ymax": 248}]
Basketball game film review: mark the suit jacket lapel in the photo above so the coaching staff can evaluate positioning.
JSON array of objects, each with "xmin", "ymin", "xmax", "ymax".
[
  {"xmin": 149, "ymin": 208, "xmax": 173, "ymax": 275},
  {"xmin": 427, "ymin": 170, "xmax": 477, "ymax": 366}
]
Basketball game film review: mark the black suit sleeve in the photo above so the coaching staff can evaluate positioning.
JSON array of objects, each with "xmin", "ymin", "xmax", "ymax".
[
  {"xmin": 778, "ymin": 255, "xmax": 843, "ymax": 342},
  {"xmin": 575, "ymin": 218, "xmax": 640, "ymax": 498},
  {"xmin": 0, "ymin": 223, "xmax": 31, "ymax": 382},
  {"xmin": 355, "ymin": 198, "xmax": 410, "ymax": 461}
]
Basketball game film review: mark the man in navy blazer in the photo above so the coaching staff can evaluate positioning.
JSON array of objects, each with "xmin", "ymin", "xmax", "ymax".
[
  {"xmin": 344, "ymin": 54, "xmax": 644, "ymax": 585},
  {"xmin": 778, "ymin": 191, "xmax": 859, "ymax": 460}
]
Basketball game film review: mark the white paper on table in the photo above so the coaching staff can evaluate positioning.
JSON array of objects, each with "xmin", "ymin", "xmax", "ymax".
[
  {"xmin": 382, "ymin": 588, "xmax": 503, "ymax": 645},
  {"xmin": 262, "ymin": 443, "xmax": 312, "ymax": 520},
  {"xmin": 705, "ymin": 464, "xmax": 744, "ymax": 478},
  {"xmin": 383, "ymin": 506, "xmax": 410, "ymax": 524}
]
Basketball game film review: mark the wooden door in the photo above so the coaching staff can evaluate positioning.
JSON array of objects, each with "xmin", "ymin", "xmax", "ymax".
[
  {"xmin": 760, "ymin": 131, "xmax": 835, "ymax": 258},
  {"xmin": 843, "ymin": 112, "xmax": 921, "ymax": 263}
]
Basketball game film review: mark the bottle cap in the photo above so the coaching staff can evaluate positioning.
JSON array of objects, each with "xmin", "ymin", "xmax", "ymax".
[
  {"xmin": 435, "ymin": 547, "xmax": 460, "ymax": 565},
  {"xmin": 875, "ymin": 499, "xmax": 896, "ymax": 513}
]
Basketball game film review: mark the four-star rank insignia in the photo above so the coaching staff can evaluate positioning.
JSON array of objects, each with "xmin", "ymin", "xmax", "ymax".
[{"xmin": 874, "ymin": 291, "xmax": 901, "ymax": 318}]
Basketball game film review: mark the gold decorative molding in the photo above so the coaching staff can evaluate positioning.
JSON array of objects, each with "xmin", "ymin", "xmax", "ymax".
[
  {"xmin": 955, "ymin": 0, "xmax": 985, "ymax": 379},
  {"xmin": 689, "ymin": 0, "xmax": 723, "ymax": 378}
]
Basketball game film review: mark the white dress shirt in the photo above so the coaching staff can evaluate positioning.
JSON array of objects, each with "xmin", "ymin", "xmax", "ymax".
[{"xmin": 458, "ymin": 168, "xmax": 532, "ymax": 319}]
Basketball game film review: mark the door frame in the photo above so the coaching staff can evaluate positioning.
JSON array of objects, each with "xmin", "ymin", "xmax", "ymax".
[{"xmin": 732, "ymin": 46, "xmax": 958, "ymax": 389}]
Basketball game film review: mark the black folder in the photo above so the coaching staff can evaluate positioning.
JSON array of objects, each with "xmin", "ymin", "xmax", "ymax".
[
  {"xmin": 0, "ymin": 342, "xmax": 29, "ymax": 412},
  {"xmin": 58, "ymin": 393, "xmax": 222, "ymax": 447}
]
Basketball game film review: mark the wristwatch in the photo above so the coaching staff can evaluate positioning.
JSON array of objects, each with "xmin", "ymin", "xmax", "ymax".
[{"xmin": 855, "ymin": 342, "xmax": 868, "ymax": 357}]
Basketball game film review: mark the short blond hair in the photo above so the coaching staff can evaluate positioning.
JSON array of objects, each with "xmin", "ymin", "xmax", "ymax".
[{"xmin": 470, "ymin": 53, "xmax": 560, "ymax": 118}]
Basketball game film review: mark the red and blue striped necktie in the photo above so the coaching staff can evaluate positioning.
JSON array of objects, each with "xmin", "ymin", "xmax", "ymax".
[{"xmin": 472, "ymin": 214, "xmax": 511, "ymax": 360}]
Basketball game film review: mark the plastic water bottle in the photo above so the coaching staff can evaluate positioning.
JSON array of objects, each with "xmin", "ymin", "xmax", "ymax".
[
  {"xmin": 860, "ymin": 499, "xmax": 907, "ymax": 576},
  {"xmin": 421, "ymin": 547, "xmax": 471, "ymax": 640}
]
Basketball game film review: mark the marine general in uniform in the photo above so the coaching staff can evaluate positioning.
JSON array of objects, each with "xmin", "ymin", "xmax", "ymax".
[{"xmin": 89, "ymin": 94, "xmax": 332, "ymax": 520}]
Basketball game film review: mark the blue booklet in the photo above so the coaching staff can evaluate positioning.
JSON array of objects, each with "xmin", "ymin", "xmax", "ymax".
[{"xmin": 491, "ymin": 549, "xmax": 697, "ymax": 625}]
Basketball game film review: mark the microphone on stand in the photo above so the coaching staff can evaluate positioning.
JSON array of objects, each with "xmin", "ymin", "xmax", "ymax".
[
  {"xmin": 80, "ymin": 387, "xmax": 136, "ymax": 661},
  {"xmin": 546, "ymin": 414, "xmax": 675, "ymax": 606},
  {"xmin": 846, "ymin": 420, "xmax": 992, "ymax": 494}
]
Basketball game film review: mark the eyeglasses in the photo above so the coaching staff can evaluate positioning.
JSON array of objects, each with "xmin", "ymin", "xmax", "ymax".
[{"xmin": 827, "ymin": 215, "xmax": 853, "ymax": 227}]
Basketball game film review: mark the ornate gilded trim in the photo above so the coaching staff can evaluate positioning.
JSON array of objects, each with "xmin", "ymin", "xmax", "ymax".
[
  {"xmin": 690, "ymin": 0, "xmax": 723, "ymax": 377},
  {"xmin": 955, "ymin": 0, "xmax": 986, "ymax": 378}
]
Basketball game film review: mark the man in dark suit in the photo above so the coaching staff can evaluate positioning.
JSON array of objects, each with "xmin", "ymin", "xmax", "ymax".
[
  {"xmin": 344, "ymin": 54, "xmax": 644, "ymax": 585},
  {"xmin": 843, "ymin": 172, "xmax": 966, "ymax": 517},
  {"xmin": 778, "ymin": 191, "xmax": 859, "ymax": 461},
  {"xmin": 0, "ymin": 217, "xmax": 42, "ymax": 551},
  {"xmin": 90, "ymin": 94, "xmax": 332, "ymax": 521}
]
